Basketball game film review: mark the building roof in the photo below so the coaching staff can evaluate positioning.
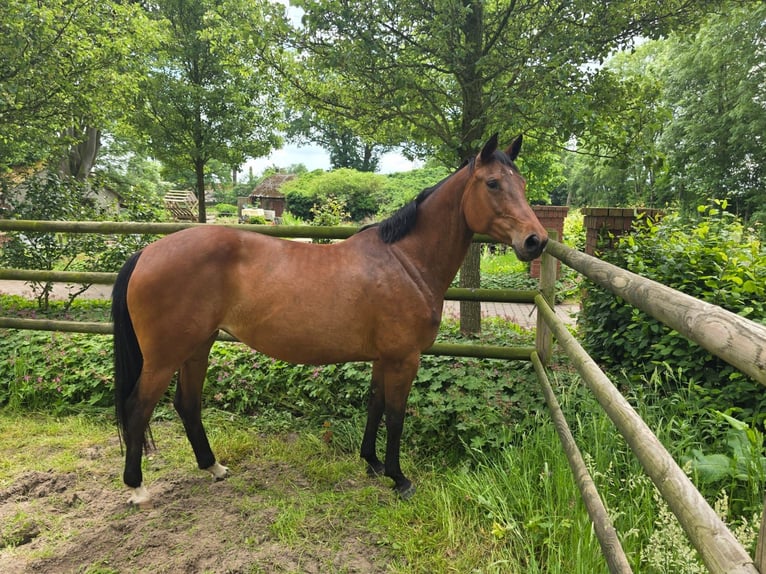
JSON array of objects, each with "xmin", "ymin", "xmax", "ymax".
[{"xmin": 250, "ymin": 174, "xmax": 295, "ymax": 198}]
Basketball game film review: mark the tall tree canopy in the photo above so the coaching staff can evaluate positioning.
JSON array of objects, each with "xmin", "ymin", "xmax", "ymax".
[
  {"xmin": 289, "ymin": 0, "xmax": 713, "ymax": 165},
  {"xmin": 133, "ymin": 0, "xmax": 284, "ymax": 222},
  {"xmin": 0, "ymin": 0, "xmax": 157, "ymax": 173},
  {"xmin": 284, "ymin": 0, "xmax": 713, "ymax": 332},
  {"xmin": 658, "ymin": 3, "xmax": 766, "ymax": 218},
  {"xmin": 563, "ymin": 2, "xmax": 766, "ymax": 220}
]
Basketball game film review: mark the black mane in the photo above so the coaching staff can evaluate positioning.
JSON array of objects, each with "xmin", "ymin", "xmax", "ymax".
[
  {"xmin": 360, "ymin": 147, "xmax": 517, "ymax": 245},
  {"xmin": 365, "ymin": 161, "xmax": 473, "ymax": 245}
]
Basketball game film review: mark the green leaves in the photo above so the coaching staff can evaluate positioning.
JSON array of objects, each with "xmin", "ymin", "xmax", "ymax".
[
  {"xmin": 580, "ymin": 204, "xmax": 766, "ymax": 426},
  {"xmin": 0, "ymin": 0, "xmax": 160, "ymax": 168}
]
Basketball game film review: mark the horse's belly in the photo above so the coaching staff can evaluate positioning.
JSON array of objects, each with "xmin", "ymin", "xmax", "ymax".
[{"xmin": 223, "ymin": 317, "xmax": 377, "ymax": 366}]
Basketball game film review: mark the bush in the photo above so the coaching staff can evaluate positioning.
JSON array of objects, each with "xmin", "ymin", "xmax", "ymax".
[
  {"xmin": 378, "ymin": 165, "xmax": 451, "ymax": 217},
  {"xmin": 579, "ymin": 202, "xmax": 766, "ymax": 426},
  {"xmin": 0, "ymin": 173, "xmax": 155, "ymax": 310},
  {"xmin": 215, "ymin": 203, "xmax": 236, "ymax": 216},
  {"xmin": 282, "ymin": 169, "xmax": 386, "ymax": 222}
]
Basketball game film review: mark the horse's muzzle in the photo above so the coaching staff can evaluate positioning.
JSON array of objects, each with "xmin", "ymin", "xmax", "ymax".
[{"xmin": 515, "ymin": 233, "xmax": 548, "ymax": 261}]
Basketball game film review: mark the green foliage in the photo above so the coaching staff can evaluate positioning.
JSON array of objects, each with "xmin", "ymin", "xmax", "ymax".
[
  {"xmin": 686, "ymin": 411, "xmax": 766, "ymax": 517},
  {"xmin": 0, "ymin": 0, "xmax": 159, "ymax": 169},
  {"xmin": 291, "ymin": 0, "xmax": 712, "ymax": 181},
  {"xmin": 214, "ymin": 203, "xmax": 237, "ymax": 216},
  {"xmin": 563, "ymin": 4, "xmax": 766, "ymax": 218},
  {"xmin": 282, "ymin": 169, "xmax": 386, "ymax": 222},
  {"xmin": 0, "ymin": 174, "xmax": 154, "ymax": 309},
  {"xmin": 579, "ymin": 203, "xmax": 766, "ymax": 425},
  {"xmin": 0, "ymin": 330, "xmax": 113, "ymax": 412},
  {"xmin": 377, "ymin": 165, "xmax": 450, "ymax": 217},
  {"xmin": 131, "ymin": 0, "xmax": 283, "ymax": 218},
  {"xmin": 657, "ymin": 4, "xmax": 766, "ymax": 217},
  {"xmin": 563, "ymin": 209, "xmax": 585, "ymax": 251},
  {"xmin": 309, "ymin": 195, "xmax": 349, "ymax": 242}
]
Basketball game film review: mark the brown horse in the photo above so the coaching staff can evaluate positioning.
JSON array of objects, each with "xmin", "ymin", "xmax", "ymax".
[{"xmin": 112, "ymin": 134, "xmax": 547, "ymax": 506}]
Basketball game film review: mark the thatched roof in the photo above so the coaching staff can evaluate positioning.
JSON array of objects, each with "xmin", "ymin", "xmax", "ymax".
[{"xmin": 250, "ymin": 174, "xmax": 295, "ymax": 198}]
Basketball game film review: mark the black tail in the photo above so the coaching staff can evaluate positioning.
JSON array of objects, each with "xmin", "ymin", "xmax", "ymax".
[{"xmin": 112, "ymin": 251, "xmax": 144, "ymax": 445}]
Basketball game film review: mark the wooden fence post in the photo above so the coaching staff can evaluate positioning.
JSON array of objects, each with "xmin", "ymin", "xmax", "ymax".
[{"xmin": 535, "ymin": 230, "xmax": 557, "ymax": 365}]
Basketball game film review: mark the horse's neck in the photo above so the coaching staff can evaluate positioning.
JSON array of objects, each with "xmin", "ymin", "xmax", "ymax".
[{"xmin": 393, "ymin": 171, "xmax": 474, "ymax": 297}]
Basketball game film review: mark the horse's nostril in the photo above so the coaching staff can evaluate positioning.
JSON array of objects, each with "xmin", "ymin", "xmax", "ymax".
[{"xmin": 524, "ymin": 234, "xmax": 541, "ymax": 252}]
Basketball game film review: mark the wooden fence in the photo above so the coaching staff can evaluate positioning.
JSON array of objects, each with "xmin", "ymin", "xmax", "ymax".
[{"xmin": 1, "ymin": 219, "xmax": 765, "ymax": 573}]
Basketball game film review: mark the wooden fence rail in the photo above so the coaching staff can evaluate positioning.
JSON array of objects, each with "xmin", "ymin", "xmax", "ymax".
[{"xmin": 545, "ymin": 239, "xmax": 766, "ymax": 386}]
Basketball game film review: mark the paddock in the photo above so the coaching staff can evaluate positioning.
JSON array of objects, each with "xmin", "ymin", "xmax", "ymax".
[{"xmin": 1, "ymin": 218, "xmax": 765, "ymax": 573}]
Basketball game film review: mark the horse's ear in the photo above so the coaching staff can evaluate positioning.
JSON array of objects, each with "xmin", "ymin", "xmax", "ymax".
[
  {"xmin": 505, "ymin": 135, "xmax": 523, "ymax": 161},
  {"xmin": 480, "ymin": 133, "xmax": 499, "ymax": 163}
]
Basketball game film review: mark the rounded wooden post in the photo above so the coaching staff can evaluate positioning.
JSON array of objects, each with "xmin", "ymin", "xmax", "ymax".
[{"xmin": 535, "ymin": 231, "xmax": 558, "ymax": 365}]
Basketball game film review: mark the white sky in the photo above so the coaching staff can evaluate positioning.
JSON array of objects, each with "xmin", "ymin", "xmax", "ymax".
[{"xmin": 243, "ymin": 143, "xmax": 422, "ymax": 176}]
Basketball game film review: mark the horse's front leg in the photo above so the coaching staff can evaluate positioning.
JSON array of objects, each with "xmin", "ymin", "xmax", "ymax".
[
  {"xmin": 380, "ymin": 355, "xmax": 419, "ymax": 499},
  {"xmin": 360, "ymin": 361, "xmax": 385, "ymax": 476}
]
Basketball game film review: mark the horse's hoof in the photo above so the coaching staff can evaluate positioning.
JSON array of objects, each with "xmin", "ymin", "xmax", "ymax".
[
  {"xmin": 206, "ymin": 462, "xmax": 230, "ymax": 481},
  {"xmin": 127, "ymin": 485, "xmax": 153, "ymax": 509},
  {"xmin": 395, "ymin": 482, "xmax": 416, "ymax": 501}
]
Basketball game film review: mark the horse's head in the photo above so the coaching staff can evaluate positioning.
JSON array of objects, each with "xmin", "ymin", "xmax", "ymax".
[{"xmin": 461, "ymin": 133, "xmax": 548, "ymax": 261}]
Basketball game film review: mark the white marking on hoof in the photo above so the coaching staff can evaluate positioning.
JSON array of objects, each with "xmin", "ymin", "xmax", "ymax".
[
  {"xmin": 128, "ymin": 485, "xmax": 153, "ymax": 509},
  {"xmin": 206, "ymin": 462, "xmax": 230, "ymax": 481}
]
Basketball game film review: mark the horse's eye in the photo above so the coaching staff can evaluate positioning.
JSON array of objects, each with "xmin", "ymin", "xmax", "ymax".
[{"xmin": 487, "ymin": 179, "xmax": 499, "ymax": 190}]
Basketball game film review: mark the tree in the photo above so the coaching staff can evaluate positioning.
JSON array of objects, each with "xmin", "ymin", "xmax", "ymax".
[
  {"xmin": 132, "ymin": 0, "xmax": 283, "ymax": 222},
  {"xmin": 0, "ymin": 0, "xmax": 158, "ymax": 175},
  {"xmin": 287, "ymin": 111, "xmax": 386, "ymax": 172},
  {"xmin": 656, "ymin": 3, "xmax": 766, "ymax": 218},
  {"xmin": 285, "ymin": 0, "xmax": 714, "ymax": 332},
  {"xmin": 561, "ymin": 2, "xmax": 766, "ymax": 216}
]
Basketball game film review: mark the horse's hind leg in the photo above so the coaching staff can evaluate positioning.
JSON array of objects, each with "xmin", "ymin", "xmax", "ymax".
[
  {"xmin": 123, "ymin": 366, "xmax": 176, "ymax": 507},
  {"xmin": 360, "ymin": 361, "xmax": 385, "ymax": 477},
  {"xmin": 174, "ymin": 334, "xmax": 229, "ymax": 481}
]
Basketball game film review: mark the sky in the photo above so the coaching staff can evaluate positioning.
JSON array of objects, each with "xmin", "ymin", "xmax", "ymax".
[{"xmin": 242, "ymin": 143, "xmax": 423, "ymax": 177}]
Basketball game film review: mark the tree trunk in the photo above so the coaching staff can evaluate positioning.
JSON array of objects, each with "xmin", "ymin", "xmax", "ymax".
[
  {"xmin": 459, "ymin": 244, "xmax": 482, "ymax": 335},
  {"xmin": 59, "ymin": 126, "xmax": 101, "ymax": 180},
  {"xmin": 195, "ymin": 159, "xmax": 207, "ymax": 223},
  {"xmin": 455, "ymin": 0, "xmax": 486, "ymax": 335}
]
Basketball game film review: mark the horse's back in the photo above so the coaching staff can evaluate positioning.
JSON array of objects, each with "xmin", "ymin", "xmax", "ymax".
[{"xmin": 125, "ymin": 226, "xmax": 440, "ymax": 366}]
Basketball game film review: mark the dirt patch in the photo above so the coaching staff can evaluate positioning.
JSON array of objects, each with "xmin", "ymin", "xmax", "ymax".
[{"xmin": 0, "ymin": 437, "xmax": 392, "ymax": 573}]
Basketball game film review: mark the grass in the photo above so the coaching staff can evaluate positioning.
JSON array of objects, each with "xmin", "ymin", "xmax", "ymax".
[{"xmin": 1, "ymin": 363, "xmax": 763, "ymax": 572}]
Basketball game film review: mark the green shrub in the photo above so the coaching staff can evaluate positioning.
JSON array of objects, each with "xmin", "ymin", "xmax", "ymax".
[
  {"xmin": 0, "ymin": 173, "xmax": 155, "ymax": 310},
  {"xmin": 215, "ymin": 203, "xmax": 236, "ymax": 216},
  {"xmin": 377, "ymin": 165, "xmax": 451, "ymax": 218},
  {"xmin": 282, "ymin": 169, "xmax": 386, "ymax": 222},
  {"xmin": 0, "ymin": 330, "xmax": 114, "ymax": 412},
  {"xmin": 579, "ymin": 202, "xmax": 766, "ymax": 426}
]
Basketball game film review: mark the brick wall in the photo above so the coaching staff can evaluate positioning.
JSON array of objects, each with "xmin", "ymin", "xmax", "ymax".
[{"xmin": 582, "ymin": 207, "xmax": 663, "ymax": 255}]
